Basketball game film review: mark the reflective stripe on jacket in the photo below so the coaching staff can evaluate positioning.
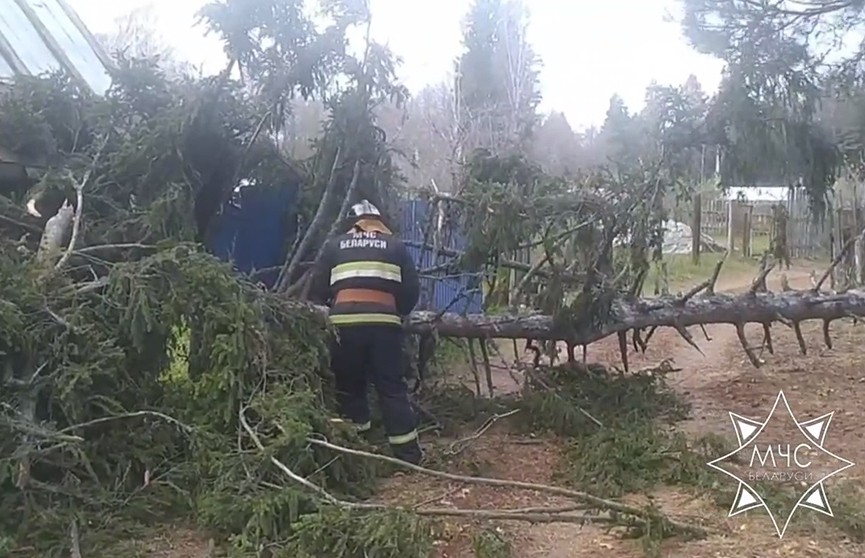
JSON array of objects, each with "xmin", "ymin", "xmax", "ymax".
[{"xmin": 311, "ymin": 220, "xmax": 420, "ymax": 326}]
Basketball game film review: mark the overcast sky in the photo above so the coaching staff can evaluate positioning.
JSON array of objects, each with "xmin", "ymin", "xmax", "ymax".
[{"xmin": 67, "ymin": 0, "xmax": 725, "ymax": 131}]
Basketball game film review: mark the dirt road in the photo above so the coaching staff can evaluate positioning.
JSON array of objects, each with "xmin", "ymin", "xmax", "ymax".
[
  {"xmin": 508, "ymin": 264, "xmax": 865, "ymax": 557},
  {"xmin": 133, "ymin": 263, "xmax": 865, "ymax": 557}
]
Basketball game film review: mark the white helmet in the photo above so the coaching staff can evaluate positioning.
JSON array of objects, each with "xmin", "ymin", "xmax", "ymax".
[{"xmin": 348, "ymin": 199, "xmax": 381, "ymax": 218}]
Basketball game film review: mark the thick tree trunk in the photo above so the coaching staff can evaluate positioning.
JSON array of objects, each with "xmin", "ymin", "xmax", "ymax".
[{"xmin": 386, "ymin": 289, "xmax": 865, "ymax": 345}]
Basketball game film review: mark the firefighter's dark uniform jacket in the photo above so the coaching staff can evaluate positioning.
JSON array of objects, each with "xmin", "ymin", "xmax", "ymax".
[
  {"xmin": 312, "ymin": 218, "xmax": 423, "ymax": 464},
  {"xmin": 313, "ymin": 220, "xmax": 420, "ymax": 324}
]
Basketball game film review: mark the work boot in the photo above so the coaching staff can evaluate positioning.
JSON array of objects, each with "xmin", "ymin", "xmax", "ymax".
[{"xmin": 391, "ymin": 441, "xmax": 423, "ymax": 466}]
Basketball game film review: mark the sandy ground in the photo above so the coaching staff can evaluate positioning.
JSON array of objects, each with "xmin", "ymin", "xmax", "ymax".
[
  {"xmin": 498, "ymin": 265, "xmax": 865, "ymax": 558},
  {"xmin": 134, "ymin": 262, "xmax": 865, "ymax": 557},
  {"xmin": 381, "ymin": 263, "xmax": 865, "ymax": 558}
]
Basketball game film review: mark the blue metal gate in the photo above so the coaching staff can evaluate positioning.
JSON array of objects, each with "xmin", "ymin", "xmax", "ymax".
[
  {"xmin": 400, "ymin": 198, "xmax": 483, "ymax": 314},
  {"xmin": 207, "ymin": 190, "xmax": 482, "ymax": 313}
]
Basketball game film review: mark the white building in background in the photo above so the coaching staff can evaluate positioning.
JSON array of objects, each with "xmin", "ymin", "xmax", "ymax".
[{"xmin": 724, "ymin": 185, "xmax": 790, "ymax": 204}]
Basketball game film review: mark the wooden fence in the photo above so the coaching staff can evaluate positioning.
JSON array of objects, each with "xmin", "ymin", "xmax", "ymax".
[
  {"xmin": 697, "ymin": 187, "xmax": 832, "ymax": 260},
  {"xmin": 832, "ymin": 183, "xmax": 865, "ymax": 286}
]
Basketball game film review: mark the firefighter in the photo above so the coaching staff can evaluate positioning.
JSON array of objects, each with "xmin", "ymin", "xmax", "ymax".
[{"xmin": 311, "ymin": 200, "xmax": 422, "ymax": 464}]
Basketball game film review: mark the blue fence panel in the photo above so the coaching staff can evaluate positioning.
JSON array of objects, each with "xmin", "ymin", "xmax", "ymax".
[
  {"xmin": 400, "ymin": 198, "xmax": 483, "ymax": 314},
  {"xmin": 206, "ymin": 184, "xmax": 299, "ymax": 289},
  {"xmin": 207, "ymin": 203, "xmax": 241, "ymax": 261},
  {"xmin": 208, "ymin": 191, "xmax": 481, "ymax": 313}
]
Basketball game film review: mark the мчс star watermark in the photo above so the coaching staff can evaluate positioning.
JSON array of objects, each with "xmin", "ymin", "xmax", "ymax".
[{"xmin": 706, "ymin": 390, "xmax": 854, "ymax": 538}]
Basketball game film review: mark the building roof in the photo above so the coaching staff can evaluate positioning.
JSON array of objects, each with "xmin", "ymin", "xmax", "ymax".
[
  {"xmin": 0, "ymin": 0, "xmax": 112, "ymax": 94},
  {"xmin": 725, "ymin": 186, "xmax": 789, "ymax": 203}
]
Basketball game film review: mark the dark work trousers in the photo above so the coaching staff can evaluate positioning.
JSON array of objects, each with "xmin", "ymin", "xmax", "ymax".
[{"xmin": 330, "ymin": 324, "xmax": 422, "ymax": 464}]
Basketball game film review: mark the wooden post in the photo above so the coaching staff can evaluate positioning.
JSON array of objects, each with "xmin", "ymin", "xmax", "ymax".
[
  {"xmin": 854, "ymin": 181, "xmax": 865, "ymax": 285},
  {"xmin": 692, "ymin": 146, "xmax": 706, "ymax": 264},
  {"xmin": 507, "ymin": 256, "xmax": 515, "ymax": 306},
  {"xmin": 726, "ymin": 198, "xmax": 734, "ymax": 252},
  {"xmin": 787, "ymin": 186, "xmax": 795, "ymax": 260},
  {"xmin": 833, "ymin": 202, "xmax": 840, "ymax": 289},
  {"xmin": 692, "ymin": 192, "xmax": 702, "ymax": 264},
  {"xmin": 768, "ymin": 201, "xmax": 776, "ymax": 253},
  {"xmin": 742, "ymin": 204, "xmax": 752, "ymax": 258}
]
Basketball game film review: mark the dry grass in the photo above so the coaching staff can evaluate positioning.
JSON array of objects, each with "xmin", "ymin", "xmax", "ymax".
[{"xmin": 644, "ymin": 251, "xmax": 759, "ymax": 296}]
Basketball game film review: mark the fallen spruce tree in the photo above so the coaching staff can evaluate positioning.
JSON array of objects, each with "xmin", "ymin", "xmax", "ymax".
[
  {"xmin": 323, "ymin": 251, "xmax": 864, "ymax": 371},
  {"xmin": 0, "ymin": 6, "xmax": 439, "ymax": 554},
  {"xmin": 0, "ymin": 0, "xmax": 858, "ymax": 555},
  {"xmin": 402, "ymin": 287, "xmax": 865, "ymax": 347}
]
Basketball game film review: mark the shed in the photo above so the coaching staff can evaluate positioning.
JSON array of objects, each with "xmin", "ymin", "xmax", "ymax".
[
  {"xmin": 0, "ymin": 0, "xmax": 113, "ymax": 94},
  {"xmin": 0, "ymin": 0, "xmax": 112, "ymax": 186}
]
